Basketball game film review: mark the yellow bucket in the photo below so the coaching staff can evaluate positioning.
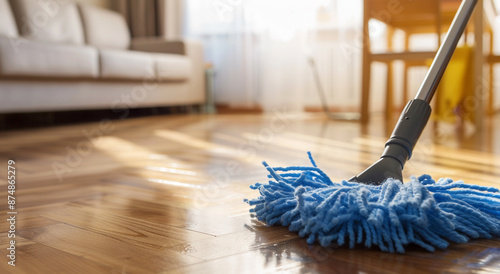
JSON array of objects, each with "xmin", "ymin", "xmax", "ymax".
[{"xmin": 429, "ymin": 45, "xmax": 474, "ymax": 123}]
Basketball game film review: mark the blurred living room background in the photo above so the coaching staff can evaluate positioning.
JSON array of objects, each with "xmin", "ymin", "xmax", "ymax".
[
  {"xmin": 4, "ymin": 1, "xmax": 500, "ymax": 272},
  {"xmin": 1, "ymin": 0, "xmax": 500, "ymax": 129}
]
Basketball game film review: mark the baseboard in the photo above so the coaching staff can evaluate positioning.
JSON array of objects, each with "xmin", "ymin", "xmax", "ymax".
[
  {"xmin": 305, "ymin": 106, "xmax": 360, "ymax": 113},
  {"xmin": 215, "ymin": 104, "xmax": 263, "ymax": 114}
]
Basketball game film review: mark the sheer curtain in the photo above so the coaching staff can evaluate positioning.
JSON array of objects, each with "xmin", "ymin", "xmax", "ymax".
[{"xmin": 184, "ymin": 0, "xmax": 364, "ymax": 113}]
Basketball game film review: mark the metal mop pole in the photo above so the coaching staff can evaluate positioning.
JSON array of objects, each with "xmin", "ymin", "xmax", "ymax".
[{"xmin": 415, "ymin": 0, "xmax": 478, "ymax": 103}]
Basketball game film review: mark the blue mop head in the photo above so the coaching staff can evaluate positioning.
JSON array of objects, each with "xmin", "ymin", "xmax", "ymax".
[{"xmin": 245, "ymin": 152, "xmax": 500, "ymax": 253}]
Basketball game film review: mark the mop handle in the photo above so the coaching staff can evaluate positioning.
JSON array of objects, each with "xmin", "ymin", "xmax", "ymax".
[{"xmin": 415, "ymin": 0, "xmax": 478, "ymax": 103}]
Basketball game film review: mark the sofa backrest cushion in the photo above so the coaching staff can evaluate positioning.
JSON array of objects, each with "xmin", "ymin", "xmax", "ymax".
[
  {"xmin": 78, "ymin": 4, "xmax": 130, "ymax": 50},
  {"xmin": 8, "ymin": 0, "xmax": 85, "ymax": 45},
  {"xmin": 0, "ymin": 0, "xmax": 18, "ymax": 37}
]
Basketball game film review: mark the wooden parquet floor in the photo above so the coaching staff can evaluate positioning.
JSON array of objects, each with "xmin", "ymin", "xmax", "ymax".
[{"xmin": 1, "ymin": 113, "xmax": 499, "ymax": 273}]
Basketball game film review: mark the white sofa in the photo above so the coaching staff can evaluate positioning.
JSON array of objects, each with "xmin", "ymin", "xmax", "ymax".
[{"xmin": 0, "ymin": 0, "xmax": 205, "ymax": 113}]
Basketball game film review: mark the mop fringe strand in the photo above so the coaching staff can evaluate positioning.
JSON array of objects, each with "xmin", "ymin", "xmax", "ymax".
[{"xmin": 245, "ymin": 153, "xmax": 500, "ymax": 253}]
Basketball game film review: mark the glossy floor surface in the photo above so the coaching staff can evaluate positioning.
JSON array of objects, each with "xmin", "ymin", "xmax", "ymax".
[{"xmin": 1, "ymin": 113, "xmax": 499, "ymax": 273}]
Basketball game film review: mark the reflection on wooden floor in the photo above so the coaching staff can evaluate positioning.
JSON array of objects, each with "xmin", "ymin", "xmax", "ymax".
[{"xmin": 1, "ymin": 113, "xmax": 499, "ymax": 273}]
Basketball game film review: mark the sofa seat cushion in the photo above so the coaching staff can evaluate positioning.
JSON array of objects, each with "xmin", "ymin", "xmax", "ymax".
[
  {"xmin": 155, "ymin": 53, "xmax": 191, "ymax": 81},
  {"xmin": 99, "ymin": 49, "xmax": 155, "ymax": 79},
  {"xmin": 0, "ymin": 36, "xmax": 99, "ymax": 78},
  {"xmin": 0, "ymin": 0, "xmax": 18, "ymax": 37}
]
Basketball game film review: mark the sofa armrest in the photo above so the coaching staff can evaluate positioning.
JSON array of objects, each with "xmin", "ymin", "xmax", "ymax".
[
  {"xmin": 131, "ymin": 38, "xmax": 206, "ymax": 104},
  {"xmin": 130, "ymin": 38, "xmax": 195, "ymax": 55}
]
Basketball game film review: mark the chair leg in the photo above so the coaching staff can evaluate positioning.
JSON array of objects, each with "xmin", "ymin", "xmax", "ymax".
[
  {"xmin": 361, "ymin": 0, "xmax": 371, "ymax": 124},
  {"xmin": 385, "ymin": 26, "xmax": 394, "ymax": 120},
  {"xmin": 361, "ymin": 58, "xmax": 371, "ymax": 123},
  {"xmin": 489, "ymin": 29, "xmax": 494, "ymax": 115},
  {"xmin": 385, "ymin": 62, "xmax": 394, "ymax": 121},
  {"xmin": 403, "ymin": 63, "xmax": 409, "ymax": 108},
  {"xmin": 403, "ymin": 32, "xmax": 410, "ymax": 108},
  {"xmin": 489, "ymin": 62, "xmax": 494, "ymax": 114}
]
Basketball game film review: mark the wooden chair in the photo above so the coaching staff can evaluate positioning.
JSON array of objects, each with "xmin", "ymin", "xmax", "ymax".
[
  {"xmin": 360, "ymin": 0, "xmax": 494, "ymax": 123},
  {"xmin": 484, "ymin": 0, "xmax": 499, "ymax": 115}
]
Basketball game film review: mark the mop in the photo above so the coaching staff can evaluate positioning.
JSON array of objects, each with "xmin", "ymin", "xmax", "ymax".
[{"xmin": 245, "ymin": 0, "xmax": 500, "ymax": 253}]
